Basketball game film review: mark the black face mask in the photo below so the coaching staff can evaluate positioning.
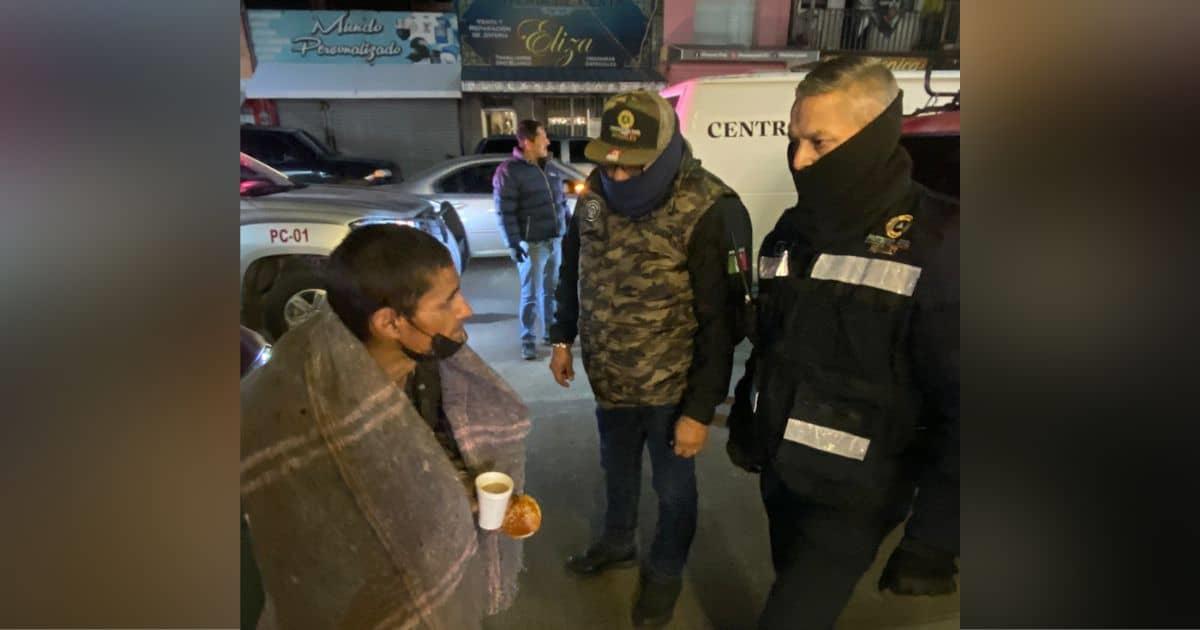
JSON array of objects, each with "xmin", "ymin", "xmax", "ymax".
[
  {"xmin": 401, "ymin": 320, "xmax": 466, "ymax": 361},
  {"xmin": 785, "ymin": 93, "xmax": 914, "ymax": 247}
]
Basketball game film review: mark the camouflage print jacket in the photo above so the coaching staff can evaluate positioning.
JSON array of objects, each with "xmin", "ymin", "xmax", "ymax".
[{"xmin": 549, "ymin": 148, "xmax": 753, "ymax": 423}]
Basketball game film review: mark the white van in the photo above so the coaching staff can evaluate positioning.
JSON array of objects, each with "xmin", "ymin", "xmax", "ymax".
[{"xmin": 661, "ymin": 70, "xmax": 959, "ymax": 252}]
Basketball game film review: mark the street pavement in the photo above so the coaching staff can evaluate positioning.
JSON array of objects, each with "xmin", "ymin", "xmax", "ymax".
[{"xmin": 462, "ymin": 258, "xmax": 960, "ymax": 630}]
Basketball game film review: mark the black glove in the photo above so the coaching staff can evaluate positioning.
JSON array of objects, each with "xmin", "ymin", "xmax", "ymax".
[
  {"xmin": 878, "ymin": 539, "xmax": 958, "ymax": 596},
  {"xmin": 725, "ymin": 357, "xmax": 765, "ymax": 473},
  {"xmin": 509, "ymin": 244, "xmax": 528, "ymax": 263}
]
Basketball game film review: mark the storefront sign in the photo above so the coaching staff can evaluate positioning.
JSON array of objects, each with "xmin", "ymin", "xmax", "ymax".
[
  {"xmin": 818, "ymin": 51, "xmax": 959, "ymax": 71},
  {"xmin": 670, "ymin": 46, "xmax": 820, "ymax": 64},
  {"xmin": 246, "ymin": 10, "xmax": 460, "ymax": 65},
  {"xmin": 460, "ymin": 0, "xmax": 649, "ymax": 68}
]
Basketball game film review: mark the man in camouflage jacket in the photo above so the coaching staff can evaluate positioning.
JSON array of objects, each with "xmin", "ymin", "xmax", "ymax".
[{"xmin": 547, "ymin": 90, "xmax": 753, "ymax": 628}]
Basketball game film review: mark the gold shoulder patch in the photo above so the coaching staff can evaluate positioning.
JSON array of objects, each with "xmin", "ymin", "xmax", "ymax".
[{"xmin": 885, "ymin": 214, "xmax": 914, "ymax": 239}]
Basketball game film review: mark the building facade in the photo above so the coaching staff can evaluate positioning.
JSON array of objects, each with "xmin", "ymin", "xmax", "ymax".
[
  {"xmin": 663, "ymin": 0, "xmax": 959, "ymax": 85},
  {"xmin": 242, "ymin": 8, "xmax": 465, "ymax": 177},
  {"xmin": 456, "ymin": 0, "xmax": 665, "ymax": 154},
  {"xmin": 238, "ymin": 0, "xmax": 958, "ymax": 172}
]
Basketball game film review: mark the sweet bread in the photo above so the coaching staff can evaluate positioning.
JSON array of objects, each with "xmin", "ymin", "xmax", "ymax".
[{"xmin": 501, "ymin": 494, "xmax": 542, "ymax": 539}]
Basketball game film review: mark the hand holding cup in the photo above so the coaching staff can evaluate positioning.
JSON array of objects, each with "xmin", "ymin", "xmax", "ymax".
[{"xmin": 474, "ymin": 471, "xmax": 541, "ymax": 539}]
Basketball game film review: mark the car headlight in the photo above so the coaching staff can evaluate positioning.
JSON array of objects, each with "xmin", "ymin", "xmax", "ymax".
[
  {"xmin": 251, "ymin": 345, "xmax": 272, "ymax": 371},
  {"xmin": 349, "ymin": 217, "xmax": 417, "ymax": 230}
]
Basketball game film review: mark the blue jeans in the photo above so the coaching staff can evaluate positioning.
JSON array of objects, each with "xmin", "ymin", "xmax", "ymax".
[
  {"xmin": 517, "ymin": 238, "xmax": 560, "ymax": 343},
  {"xmin": 596, "ymin": 404, "xmax": 698, "ymax": 578}
]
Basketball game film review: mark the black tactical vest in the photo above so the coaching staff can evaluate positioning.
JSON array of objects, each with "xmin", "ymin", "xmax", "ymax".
[{"xmin": 750, "ymin": 187, "xmax": 955, "ymax": 508}]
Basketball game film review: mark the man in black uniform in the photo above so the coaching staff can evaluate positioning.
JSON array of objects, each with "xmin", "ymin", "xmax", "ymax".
[{"xmin": 726, "ymin": 56, "xmax": 959, "ymax": 629}]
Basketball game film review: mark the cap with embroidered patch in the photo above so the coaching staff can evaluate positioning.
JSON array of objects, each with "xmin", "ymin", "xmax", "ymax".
[{"xmin": 584, "ymin": 90, "xmax": 677, "ymax": 168}]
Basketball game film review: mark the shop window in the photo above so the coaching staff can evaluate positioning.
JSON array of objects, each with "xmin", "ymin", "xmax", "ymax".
[
  {"xmin": 693, "ymin": 0, "xmax": 755, "ymax": 46},
  {"xmin": 544, "ymin": 96, "xmax": 604, "ymax": 139},
  {"xmin": 483, "ymin": 108, "xmax": 518, "ymax": 137}
]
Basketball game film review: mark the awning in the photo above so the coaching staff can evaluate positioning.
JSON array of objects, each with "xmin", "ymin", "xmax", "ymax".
[
  {"xmin": 243, "ymin": 62, "xmax": 461, "ymax": 99},
  {"xmin": 460, "ymin": 66, "xmax": 665, "ymax": 94}
]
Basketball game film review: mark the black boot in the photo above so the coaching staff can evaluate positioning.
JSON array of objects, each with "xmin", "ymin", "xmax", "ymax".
[
  {"xmin": 564, "ymin": 542, "xmax": 638, "ymax": 576},
  {"xmin": 632, "ymin": 570, "xmax": 683, "ymax": 627}
]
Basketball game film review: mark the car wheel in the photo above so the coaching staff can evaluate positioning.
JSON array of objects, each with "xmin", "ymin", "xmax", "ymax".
[{"xmin": 261, "ymin": 263, "xmax": 328, "ymax": 341}]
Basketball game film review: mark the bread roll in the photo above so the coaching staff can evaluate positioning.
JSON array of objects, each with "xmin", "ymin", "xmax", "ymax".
[{"xmin": 501, "ymin": 494, "xmax": 542, "ymax": 539}]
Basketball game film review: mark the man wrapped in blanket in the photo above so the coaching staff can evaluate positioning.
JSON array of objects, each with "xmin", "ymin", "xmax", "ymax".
[{"xmin": 241, "ymin": 225, "xmax": 531, "ymax": 629}]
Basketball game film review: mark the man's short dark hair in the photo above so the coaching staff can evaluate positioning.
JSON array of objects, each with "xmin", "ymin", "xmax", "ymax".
[
  {"xmin": 516, "ymin": 119, "xmax": 543, "ymax": 144},
  {"xmin": 326, "ymin": 224, "xmax": 453, "ymax": 341}
]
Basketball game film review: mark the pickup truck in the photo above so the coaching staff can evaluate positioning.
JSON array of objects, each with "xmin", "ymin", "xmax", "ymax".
[
  {"xmin": 241, "ymin": 125, "xmax": 400, "ymax": 185},
  {"xmin": 240, "ymin": 153, "xmax": 466, "ymax": 340}
]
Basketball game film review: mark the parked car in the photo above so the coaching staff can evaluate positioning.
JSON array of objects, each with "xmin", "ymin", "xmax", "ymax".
[
  {"xmin": 241, "ymin": 125, "xmax": 400, "ymax": 186},
  {"xmin": 473, "ymin": 135, "xmax": 597, "ymax": 176},
  {"xmin": 391, "ymin": 154, "xmax": 587, "ymax": 258},
  {"xmin": 240, "ymin": 152, "xmax": 467, "ymax": 340}
]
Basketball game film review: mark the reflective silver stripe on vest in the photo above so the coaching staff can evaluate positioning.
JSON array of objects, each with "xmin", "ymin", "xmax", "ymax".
[
  {"xmin": 759, "ymin": 251, "xmax": 790, "ymax": 278},
  {"xmin": 810, "ymin": 254, "xmax": 921, "ymax": 296},
  {"xmin": 783, "ymin": 418, "xmax": 871, "ymax": 461}
]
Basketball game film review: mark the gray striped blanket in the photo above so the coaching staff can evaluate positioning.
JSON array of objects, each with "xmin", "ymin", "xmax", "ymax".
[{"xmin": 241, "ymin": 306, "xmax": 530, "ymax": 629}]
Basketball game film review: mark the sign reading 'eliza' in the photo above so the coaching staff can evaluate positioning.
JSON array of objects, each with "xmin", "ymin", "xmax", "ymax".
[
  {"xmin": 515, "ymin": 19, "xmax": 594, "ymax": 66},
  {"xmin": 460, "ymin": 0, "xmax": 648, "ymax": 68}
]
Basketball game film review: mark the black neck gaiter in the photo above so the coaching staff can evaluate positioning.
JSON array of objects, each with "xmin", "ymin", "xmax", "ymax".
[{"xmin": 785, "ymin": 93, "xmax": 915, "ymax": 248}]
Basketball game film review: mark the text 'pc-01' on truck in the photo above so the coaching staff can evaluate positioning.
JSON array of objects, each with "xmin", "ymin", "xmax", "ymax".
[{"xmin": 240, "ymin": 152, "xmax": 468, "ymax": 341}]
